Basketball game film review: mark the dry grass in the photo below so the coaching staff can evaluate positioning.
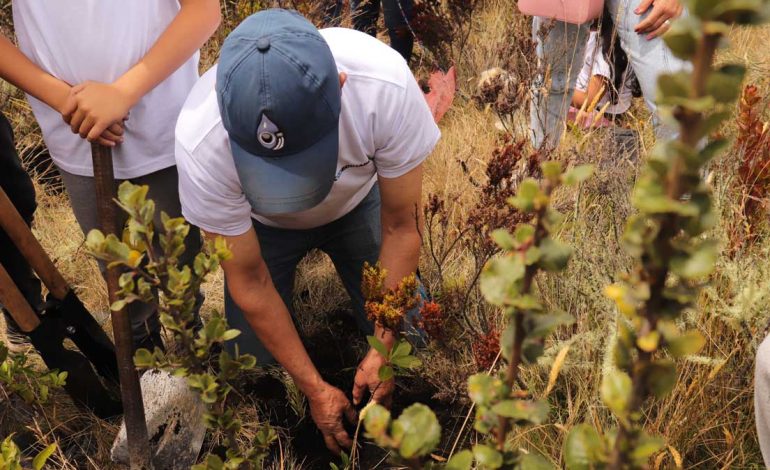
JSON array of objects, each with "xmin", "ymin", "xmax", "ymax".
[{"xmin": 2, "ymin": 1, "xmax": 770, "ymax": 468}]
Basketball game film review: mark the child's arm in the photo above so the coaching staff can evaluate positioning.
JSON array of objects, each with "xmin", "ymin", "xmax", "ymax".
[
  {"xmin": 0, "ymin": 35, "xmax": 124, "ymax": 146},
  {"xmin": 64, "ymin": 0, "xmax": 221, "ymax": 142},
  {"xmin": 572, "ymin": 75, "xmax": 609, "ymax": 110}
]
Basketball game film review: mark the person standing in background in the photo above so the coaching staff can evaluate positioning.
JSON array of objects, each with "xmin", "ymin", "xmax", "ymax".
[
  {"xmin": 530, "ymin": 0, "xmax": 686, "ymax": 149},
  {"xmin": 4, "ymin": 0, "xmax": 221, "ymax": 350}
]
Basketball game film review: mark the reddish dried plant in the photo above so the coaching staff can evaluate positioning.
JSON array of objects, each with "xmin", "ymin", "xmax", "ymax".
[
  {"xmin": 472, "ymin": 328, "xmax": 500, "ymax": 371},
  {"xmin": 418, "ymin": 301, "xmax": 445, "ymax": 340},
  {"xmin": 362, "ymin": 262, "xmax": 420, "ymax": 331},
  {"xmin": 465, "ymin": 137, "xmax": 540, "ymax": 261},
  {"xmin": 736, "ymin": 85, "xmax": 770, "ymax": 221}
]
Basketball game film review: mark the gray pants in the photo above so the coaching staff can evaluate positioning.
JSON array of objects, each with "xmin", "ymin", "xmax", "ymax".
[
  {"xmin": 59, "ymin": 165, "xmax": 202, "ymax": 350},
  {"xmin": 224, "ymin": 185, "xmax": 425, "ymax": 363},
  {"xmin": 756, "ymin": 336, "xmax": 770, "ymax": 466},
  {"xmin": 530, "ymin": 0, "xmax": 689, "ymax": 149}
]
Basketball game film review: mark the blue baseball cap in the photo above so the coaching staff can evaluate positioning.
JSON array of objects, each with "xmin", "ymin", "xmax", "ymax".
[{"xmin": 216, "ymin": 9, "xmax": 340, "ymax": 215}]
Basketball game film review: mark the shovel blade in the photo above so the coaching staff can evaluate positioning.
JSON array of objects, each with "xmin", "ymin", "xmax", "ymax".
[
  {"xmin": 54, "ymin": 290, "xmax": 119, "ymax": 383},
  {"xmin": 27, "ymin": 317, "xmax": 122, "ymax": 418},
  {"xmin": 111, "ymin": 370, "xmax": 206, "ymax": 469}
]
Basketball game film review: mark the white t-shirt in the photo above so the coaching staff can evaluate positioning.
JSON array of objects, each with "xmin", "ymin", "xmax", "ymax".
[
  {"xmin": 175, "ymin": 28, "xmax": 441, "ymax": 234},
  {"xmin": 575, "ymin": 31, "xmax": 634, "ymax": 115},
  {"xmin": 12, "ymin": 0, "xmax": 199, "ymax": 179}
]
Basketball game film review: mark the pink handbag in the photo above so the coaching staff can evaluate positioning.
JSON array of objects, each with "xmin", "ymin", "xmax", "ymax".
[{"xmin": 518, "ymin": 0, "xmax": 604, "ymax": 24}]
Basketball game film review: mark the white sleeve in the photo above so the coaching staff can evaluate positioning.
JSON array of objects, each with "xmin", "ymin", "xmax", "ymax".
[
  {"xmin": 373, "ymin": 72, "xmax": 441, "ymax": 179},
  {"xmin": 175, "ymin": 137, "xmax": 253, "ymax": 237},
  {"xmin": 589, "ymin": 33, "xmax": 612, "ymax": 80}
]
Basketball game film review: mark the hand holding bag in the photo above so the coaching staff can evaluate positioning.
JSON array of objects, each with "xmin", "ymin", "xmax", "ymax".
[{"xmin": 518, "ymin": 0, "xmax": 604, "ymax": 24}]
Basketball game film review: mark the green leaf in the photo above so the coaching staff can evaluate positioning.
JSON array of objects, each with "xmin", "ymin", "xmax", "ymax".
[
  {"xmin": 391, "ymin": 355, "xmax": 422, "ymax": 370},
  {"xmin": 480, "ymin": 255, "xmax": 526, "ymax": 306},
  {"xmin": 133, "ymin": 348, "xmax": 155, "ymax": 368},
  {"xmin": 378, "ymin": 365, "xmax": 394, "ymax": 382},
  {"xmin": 525, "ymin": 311, "xmax": 575, "ymax": 339},
  {"xmin": 473, "ymin": 444, "xmax": 503, "ymax": 469},
  {"xmin": 670, "ymin": 241, "xmax": 717, "ymax": 280},
  {"xmin": 491, "ymin": 399, "xmax": 549, "ymax": 424},
  {"xmin": 391, "ymin": 403, "xmax": 441, "ymax": 459},
  {"xmin": 392, "ymin": 340, "xmax": 412, "ymax": 359},
  {"xmin": 706, "ymin": 64, "xmax": 746, "ymax": 103},
  {"xmin": 518, "ymin": 453, "xmax": 554, "ymax": 470},
  {"xmin": 514, "ymin": 224, "xmax": 536, "ymax": 245},
  {"xmin": 637, "ymin": 331, "xmax": 661, "ymax": 353},
  {"xmin": 508, "ymin": 179, "xmax": 541, "ymax": 212},
  {"xmin": 367, "ymin": 336, "xmax": 390, "ymax": 357},
  {"xmin": 445, "ymin": 449, "xmax": 474, "ymax": 470},
  {"xmin": 221, "ymin": 329, "xmax": 241, "ymax": 341},
  {"xmin": 667, "ymin": 330, "xmax": 706, "ymax": 358},
  {"xmin": 601, "ymin": 370, "xmax": 632, "ymax": 417},
  {"xmin": 537, "ymin": 238, "xmax": 572, "ymax": 272},
  {"xmin": 564, "ymin": 424, "xmax": 606, "ymax": 470},
  {"xmin": 663, "ymin": 16, "xmax": 701, "ymax": 59},
  {"xmin": 468, "ymin": 373, "xmax": 502, "ymax": 406},
  {"xmin": 363, "ymin": 403, "xmax": 391, "ymax": 438},
  {"xmin": 541, "ymin": 161, "xmax": 563, "ymax": 180},
  {"xmin": 562, "ymin": 164, "xmax": 594, "ymax": 186},
  {"xmin": 630, "ymin": 433, "xmax": 665, "ymax": 465},
  {"xmin": 491, "ymin": 229, "xmax": 516, "ymax": 250},
  {"xmin": 644, "ymin": 360, "xmax": 677, "ymax": 398},
  {"xmin": 32, "ymin": 444, "xmax": 56, "ymax": 470}
]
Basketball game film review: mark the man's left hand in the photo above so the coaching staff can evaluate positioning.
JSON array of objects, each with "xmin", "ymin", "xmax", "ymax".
[
  {"xmin": 635, "ymin": 0, "xmax": 684, "ymax": 40},
  {"xmin": 353, "ymin": 347, "xmax": 395, "ymax": 408}
]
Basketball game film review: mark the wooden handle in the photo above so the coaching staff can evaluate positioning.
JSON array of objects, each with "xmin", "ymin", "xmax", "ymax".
[
  {"xmin": 0, "ymin": 262, "xmax": 40, "ymax": 332},
  {"xmin": 0, "ymin": 185, "xmax": 70, "ymax": 299},
  {"xmin": 91, "ymin": 143, "xmax": 151, "ymax": 469}
]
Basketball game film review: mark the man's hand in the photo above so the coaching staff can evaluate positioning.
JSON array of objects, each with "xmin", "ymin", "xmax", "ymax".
[
  {"xmin": 308, "ymin": 382, "xmax": 357, "ymax": 455},
  {"xmin": 353, "ymin": 347, "xmax": 396, "ymax": 408},
  {"xmin": 61, "ymin": 81, "xmax": 132, "ymax": 145},
  {"xmin": 635, "ymin": 0, "xmax": 684, "ymax": 40}
]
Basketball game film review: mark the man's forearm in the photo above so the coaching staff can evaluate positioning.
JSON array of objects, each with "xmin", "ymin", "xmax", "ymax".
[
  {"xmin": 230, "ymin": 280, "xmax": 325, "ymax": 395},
  {"xmin": 0, "ymin": 35, "xmax": 70, "ymax": 112},
  {"xmin": 113, "ymin": 0, "xmax": 221, "ymax": 104}
]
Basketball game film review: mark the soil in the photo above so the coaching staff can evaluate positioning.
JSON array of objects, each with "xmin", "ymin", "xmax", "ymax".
[{"xmin": 242, "ymin": 308, "xmax": 466, "ymax": 470}]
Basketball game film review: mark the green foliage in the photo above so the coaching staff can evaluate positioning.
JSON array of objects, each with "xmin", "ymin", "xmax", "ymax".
[
  {"xmin": 362, "ymin": 162, "xmax": 589, "ymax": 469},
  {"xmin": 86, "ymin": 182, "xmax": 276, "ymax": 468},
  {"xmin": 567, "ymin": 1, "xmax": 770, "ymax": 468},
  {"xmin": 0, "ymin": 435, "xmax": 56, "ymax": 470},
  {"xmin": 0, "ymin": 342, "xmax": 67, "ymax": 405},
  {"xmin": 367, "ymin": 335, "xmax": 422, "ymax": 381},
  {"xmin": 363, "ymin": 403, "xmax": 441, "ymax": 464}
]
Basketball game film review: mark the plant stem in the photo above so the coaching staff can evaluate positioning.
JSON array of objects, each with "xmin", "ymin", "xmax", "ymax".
[
  {"xmin": 608, "ymin": 32, "xmax": 721, "ymax": 470},
  {"xmin": 496, "ymin": 180, "xmax": 553, "ymax": 450}
]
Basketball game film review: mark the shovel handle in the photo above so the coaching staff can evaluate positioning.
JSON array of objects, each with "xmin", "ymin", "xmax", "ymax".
[
  {"xmin": 92, "ymin": 143, "xmax": 152, "ymax": 469},
  {"xmin": 0, "ymin": 262, "xmax": 40, "ymax": 332},
  {"xmin": 0, "ymin": 186, "xmax": 70, "ymax": 300}
]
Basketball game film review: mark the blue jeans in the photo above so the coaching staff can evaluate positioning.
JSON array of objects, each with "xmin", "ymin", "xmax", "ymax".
[
  {"xmin": 530, "ymin": 0, "xmax": 689, "ymax": 149},
  {"xmin": 224, "ymin": 184, "xmax": 424, "ymax": 363},
  {"xmin": 324, "ymin": 0, "xmax": 413, "ymax": 62}
]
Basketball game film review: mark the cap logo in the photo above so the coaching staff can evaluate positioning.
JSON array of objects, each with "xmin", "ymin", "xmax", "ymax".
[{"xmin": 257, "ymin": 114, "xmax": 284, "ymax": 151}]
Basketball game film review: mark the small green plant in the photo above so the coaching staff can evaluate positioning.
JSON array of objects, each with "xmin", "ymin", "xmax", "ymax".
[
  {"xmin": 362, "ymin": 262, "xmax": 423, "ymax": 381},
  {"xmin": 0, "ymin": 434, "xmax": 56, "ymax": 470},
  {"xmin": 564, "ymin": 1, "xmax": 770, "ymax": 468},
  {"xmin": 85, "ymin": 182, "xmax": 276, "ymax": 469},
  {"xmin": 362, "ymin": 161, "xmax": 592, "ymax": 469},
  {"xmin": 0, "ymin": 342, "xmax": 67, "ymax": 405}
]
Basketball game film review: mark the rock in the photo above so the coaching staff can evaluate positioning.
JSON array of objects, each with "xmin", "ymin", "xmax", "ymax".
[{"xmin": 111, "ymin": 370, "xmax": 206, "ymax": 469}]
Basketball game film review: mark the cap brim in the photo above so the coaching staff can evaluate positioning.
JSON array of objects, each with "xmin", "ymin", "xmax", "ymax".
[{"xmin": 230, "ymin": 124, "xmax": 338, "ymax": 215}]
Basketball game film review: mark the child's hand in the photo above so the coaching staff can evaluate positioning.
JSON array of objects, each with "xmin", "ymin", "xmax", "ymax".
[{"xmin": 61, "ymin": 81, "xmax": 132, "ymax": 146}]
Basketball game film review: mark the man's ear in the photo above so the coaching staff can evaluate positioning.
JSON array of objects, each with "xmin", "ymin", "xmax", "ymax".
[{"xmin": 339, "ymin": 72, "xmax": 347, "ymax": 89}]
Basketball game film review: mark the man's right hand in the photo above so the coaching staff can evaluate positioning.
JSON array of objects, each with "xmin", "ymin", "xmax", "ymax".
[{"xmin": 308, "ymin": 381, "xmax": 357, "ymax": 454}]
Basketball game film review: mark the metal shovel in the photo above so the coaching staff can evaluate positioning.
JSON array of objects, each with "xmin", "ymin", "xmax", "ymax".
[
  {"xmin": 0, "ymin": 186, "xmax": 122, "ymax": 418},
  {"xmin": 91, "ymin": 144, "xmax": 206, "ymax": 470}
]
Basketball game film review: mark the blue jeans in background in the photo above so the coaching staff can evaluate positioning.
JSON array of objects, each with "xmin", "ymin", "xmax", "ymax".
[
  {"xmin": 530, "ymin": 0, "xmax": 689, "ymax": 149},
  {"xmin": 224, "ymin": 184, "xmax": 425, "ymax": 364},
  {"xmin": 324, "ymin": 0, "xmax": 414, "ymax": 62}
]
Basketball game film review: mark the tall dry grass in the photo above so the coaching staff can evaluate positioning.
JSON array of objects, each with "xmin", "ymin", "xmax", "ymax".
[{"xmin": 1, "ymin": 0, "xmax": 770, "ymax": 468}]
